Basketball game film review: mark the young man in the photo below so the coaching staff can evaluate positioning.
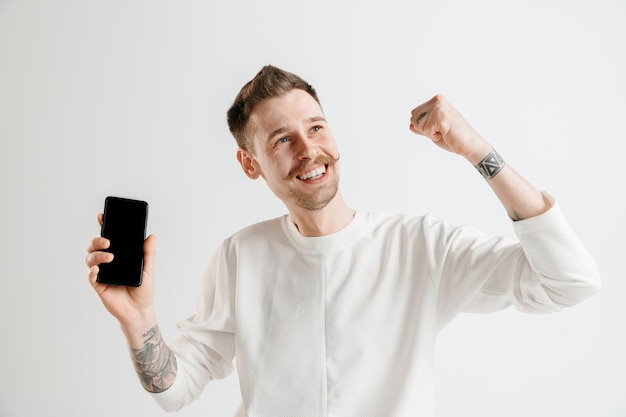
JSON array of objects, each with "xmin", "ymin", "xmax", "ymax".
[{"xmin": 85, "ymin": 65, "xmax": 601, "ymax": 416}]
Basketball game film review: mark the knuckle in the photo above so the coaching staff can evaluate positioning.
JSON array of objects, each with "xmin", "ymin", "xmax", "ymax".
[
  {"xmin": 85, "ymin": 252, "xmax": 95, "ymax": 267},
  {"xmin": 86, "ymin": 250, "xmax": 111, "ymax": 267},
  {"xmin": 95, "ymin": 237, "xmax": 109, "ymax": 249}
]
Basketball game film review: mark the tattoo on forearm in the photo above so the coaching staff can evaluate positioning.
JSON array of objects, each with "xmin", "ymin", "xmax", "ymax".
[
  {"xmin": 130, "ymin": 326, "xmax": 177, "ymax": 393},
  {"xmin": 475, "ymin": 149, "xmax": 505, "ymax": 179}
]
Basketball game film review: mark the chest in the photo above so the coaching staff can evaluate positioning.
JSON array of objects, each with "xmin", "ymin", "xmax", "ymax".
[{"xmin": 232, "ymin": 237, "xmax": 438, "ymax": 415}]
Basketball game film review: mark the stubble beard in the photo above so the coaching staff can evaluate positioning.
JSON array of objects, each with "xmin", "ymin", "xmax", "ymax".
[
  {"xmin": 288, "ymin": 154, "xmax": 340, "ymax": 211},
  {"xmin": 289, "ymin": 175, "xmax": 339, "ymax": 211}
]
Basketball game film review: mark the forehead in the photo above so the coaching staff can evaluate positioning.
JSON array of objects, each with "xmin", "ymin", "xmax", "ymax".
[{"xmin": 248, "ymin": 89, "xmax": 324, "ymax": 137}]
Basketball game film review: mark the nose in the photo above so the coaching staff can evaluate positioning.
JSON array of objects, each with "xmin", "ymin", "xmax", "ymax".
[{"xmin": 295, "ymin": 135, "xmax": 317, "ymax": 160}]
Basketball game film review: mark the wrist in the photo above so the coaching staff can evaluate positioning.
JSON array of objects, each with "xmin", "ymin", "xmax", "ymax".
[
  {"xmin": 461, "ymin": 139, "xmax": 493, "ymax": 165},
  {"xmin": 474, "ymin": 149, "xmax": 505, "ymax": 180},
  {"xmin": 119, "ymin": 308, "xmax": 158, "ymax": 348}
]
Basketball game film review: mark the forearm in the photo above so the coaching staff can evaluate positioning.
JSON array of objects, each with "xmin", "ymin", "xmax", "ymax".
[
  {"xmin": 121, "ymin": 315, "xmax": 178, "ymax": 393},
  {"xmin": 484, "ymin": 162, "xmax": 550, "ymax": 221},
  {"xmin": 410, "ymin": 95, "xmax": 553, "ymax": 220},
  {"xmin": 465, "ymin": 144, "xmax": 550, "ymax": 221}
]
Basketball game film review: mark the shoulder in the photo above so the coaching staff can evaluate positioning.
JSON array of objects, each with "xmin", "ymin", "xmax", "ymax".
[
  {"xmin": 222, "ymin": 215, "xmax": 289, "ymax": 250},
  {"xmin": 233, "ymin": 215, "xmax": 285, "ymax": 237},
  {"xmin": 363, "ymin": 211, "xmax": 487, "ymax": 244}
]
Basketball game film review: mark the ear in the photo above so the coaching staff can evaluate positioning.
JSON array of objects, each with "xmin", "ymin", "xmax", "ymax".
[{"xmin": 237, "ymin": 148, "xmax": 261, "ymax": 180}]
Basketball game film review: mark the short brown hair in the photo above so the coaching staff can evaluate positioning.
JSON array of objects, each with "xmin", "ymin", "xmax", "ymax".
[{"xmin": 227, "ymin": 65, "xmax": 321, "ymax": 151}]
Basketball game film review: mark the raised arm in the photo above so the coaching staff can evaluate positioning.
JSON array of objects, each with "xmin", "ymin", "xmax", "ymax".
[
  {"xmin": 409, "ymin": 95, "xmax": 600, "ymax": 320},
  {"xmin": 85, "ymin": 214, "xmax": 177, "ymax": 393},
  {"xmin": 409, "ymin": 94, "xmax": 550, "ymax": 221}
]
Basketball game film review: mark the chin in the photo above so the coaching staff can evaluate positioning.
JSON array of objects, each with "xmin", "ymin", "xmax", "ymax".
[{"xmin": 291, "ymin": 182, "xmax": 339, "ymax": 211}]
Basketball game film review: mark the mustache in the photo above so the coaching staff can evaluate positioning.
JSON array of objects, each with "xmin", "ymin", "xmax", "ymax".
[{"xmin": 284, "ymin": 153, "xmax": 340, "ymax": 180}]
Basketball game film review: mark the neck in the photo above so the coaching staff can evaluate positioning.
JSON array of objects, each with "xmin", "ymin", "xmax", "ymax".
[{"xmin": 287, "ymin": 192, "xmax": 355, "ymax": 237}]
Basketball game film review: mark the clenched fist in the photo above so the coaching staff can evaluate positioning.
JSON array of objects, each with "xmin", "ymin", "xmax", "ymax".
[{"xmin": 409, "ymin": 94, "xmax": 492, "ymax": 165}]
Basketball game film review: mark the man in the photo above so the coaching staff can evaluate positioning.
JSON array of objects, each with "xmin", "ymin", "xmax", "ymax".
[{"xmin": 85, "ymin": 65, "xmax": 600, "ymax": 416}]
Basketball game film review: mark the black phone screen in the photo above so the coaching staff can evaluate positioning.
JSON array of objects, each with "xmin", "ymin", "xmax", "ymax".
[{"xmin": 97, "ymin": 196, "xmax": 148, "ymax": 287}]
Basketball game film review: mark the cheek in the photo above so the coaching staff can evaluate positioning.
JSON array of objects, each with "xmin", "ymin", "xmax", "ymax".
[
  {"xmin": 262, "ymin": 159, "xmax": 289, "ymax": 179},
  {"xmin": 324, "ymin": 142, "xmax": 339, "ymax": 158}
]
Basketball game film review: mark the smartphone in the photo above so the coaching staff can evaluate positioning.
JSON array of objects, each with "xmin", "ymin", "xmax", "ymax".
[{"xmin": 97, "ymin": 196, "xmax": 148, "ymax": 287}]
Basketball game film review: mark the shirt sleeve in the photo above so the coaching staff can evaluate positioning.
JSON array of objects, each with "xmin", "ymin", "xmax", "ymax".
[
  {"xmin": 432, "ymin": 193, "xmax": 601, "ymax": 329},
  {"xmin": 151, "ymin": 239, "xmax": 237, "ymax": 411}
]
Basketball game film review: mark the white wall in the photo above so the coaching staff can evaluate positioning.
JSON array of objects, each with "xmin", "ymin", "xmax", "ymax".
[{"xmin": 0, "ymin": 1, "xmax": 624, "ymax": 416}]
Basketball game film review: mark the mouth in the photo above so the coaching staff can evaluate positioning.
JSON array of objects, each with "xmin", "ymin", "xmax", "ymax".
[{"xmin": 296, "ymin": 165, "xmax": 327, "ymax": 182}]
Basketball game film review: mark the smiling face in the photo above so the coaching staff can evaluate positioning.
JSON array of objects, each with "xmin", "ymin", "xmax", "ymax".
[{"xmin": 237, "ymin": 89, "xmax": 340, "ymax": 212}]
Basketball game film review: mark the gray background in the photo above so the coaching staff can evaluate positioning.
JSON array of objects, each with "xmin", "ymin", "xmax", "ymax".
[{"xmin": 1, "ymin": 0, "xmax": 624, "ymax": 416}]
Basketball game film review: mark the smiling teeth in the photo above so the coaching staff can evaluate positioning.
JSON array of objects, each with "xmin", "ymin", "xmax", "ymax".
[{"xmin": 299, "ymin": 166, "xmax": 326, "ymax": 180}]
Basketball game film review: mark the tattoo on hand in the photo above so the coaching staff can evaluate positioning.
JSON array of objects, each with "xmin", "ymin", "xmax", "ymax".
[
  {"xmin": 416, "ymin": 111, "xmax": 427, "ymax": 124},
  {"xmin": 130, "ymin": 326, "xmax": 177, "ymax": 393}
]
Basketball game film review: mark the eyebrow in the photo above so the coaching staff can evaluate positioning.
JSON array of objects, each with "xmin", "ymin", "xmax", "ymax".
[{"xmin": 267, "ymin": 116, "xmax": 327, "ymax": 141}]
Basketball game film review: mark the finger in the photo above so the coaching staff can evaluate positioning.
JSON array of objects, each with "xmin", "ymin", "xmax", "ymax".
[
  {"xmin": 415, "ymin": 108, "xmax": 446, "ymax": 142},
  {"xmin": 410, "ymin": 110, "xmax": 429, "ymax": 135},
  {"xmin": 415, "ymin": 111, "xmax": 428, "ymax": 125},
  {"xmin": 410, "ymin": 103, "xmax": 429, "ymax": 133},
  {"xmin": 86, "ymin": 236, "xmax": 110, "ymax": 254},
  {"xmin": 88, "ymin": 265, "xmax": 99, "ymax": 288},
  {"xmin": 87, "ymin": 265, "xmax": 108, "ymax": 296},
  {"xmin": 97, "ymin": 213, "xmax": 103, "ymax": 226},
  {"xmin": 85, "ymin": 250, "xmax": 114, "ymax": 268}
]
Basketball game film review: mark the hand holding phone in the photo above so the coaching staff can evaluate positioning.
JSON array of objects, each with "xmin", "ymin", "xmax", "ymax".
[{"xmin": 97, "ymin": 196, "xmax": 148, "ymax": 287}]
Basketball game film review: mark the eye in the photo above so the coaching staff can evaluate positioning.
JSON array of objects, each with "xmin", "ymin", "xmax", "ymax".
[
  {"xmin": 311, "ymin": 125, "xmax": 322, "ymax": 133},
  {"xmin": 277, "ymin": 137, "xmax": 289, "ymax": 144}
]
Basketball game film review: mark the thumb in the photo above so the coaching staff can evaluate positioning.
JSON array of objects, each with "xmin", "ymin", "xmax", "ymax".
[{"xmin": 143, "ymin": 234, "xmax": 156, "ymax": 276}]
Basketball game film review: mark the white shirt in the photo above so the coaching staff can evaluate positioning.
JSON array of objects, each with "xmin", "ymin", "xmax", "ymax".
[{"xmin": 152, "ymin": 198, "xmax": 600, "ymax": 416}]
